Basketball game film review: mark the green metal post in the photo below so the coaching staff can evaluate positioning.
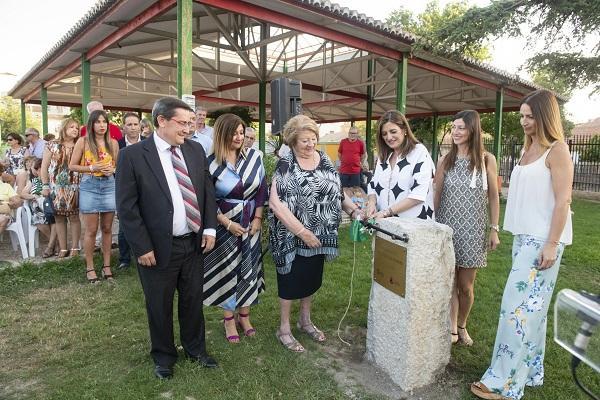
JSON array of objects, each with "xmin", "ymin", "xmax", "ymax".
[
  {"xmin": 431, "ymin": 114, "xmax": 439, "ymax": 163},
  {"xmin": 81, "ymin": 54, "xmax": 91, "ymax": 123},
  {"xmin": 177, "ymin": 0, "xmax": 193, "ymax": 97},
  {"xmin": 396, "ymin": 53, "xmax": 408, "ymax": 114},
  {"xmin": 40, "ymin": 85, "xmax": 48, "ymax": 134},
  {"xmin": 259, "ymin": 81, "xmax": 266, "ymax": 153},
  {"xmin": 258, "ymin": 23, "xmax": 268, "ymax": 154},
  {"xmin": 366, "ymin": 59, "xmax": 374, "ymax": 168},
  {"xmin": 493, "ymin": 88, "xmax": 504, "ymax": 167},
  {"xmin": 20, "ymin": 100, "xmax": 26, "ymax": 132}
]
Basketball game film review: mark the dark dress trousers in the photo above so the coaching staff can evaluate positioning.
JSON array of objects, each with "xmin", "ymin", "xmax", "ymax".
[{"xmin": 115, "ymin": 135, "xmax": 217, "ymax": 367}]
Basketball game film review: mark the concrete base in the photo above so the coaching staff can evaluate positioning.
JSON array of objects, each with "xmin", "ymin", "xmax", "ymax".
[{"xmin": 366, "ymin": 217, "xmax": 455, "ymax": 391}]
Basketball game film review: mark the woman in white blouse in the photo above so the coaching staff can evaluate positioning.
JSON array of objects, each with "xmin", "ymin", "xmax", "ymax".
[{"xmin": 365, "ymin": 110, "xmax": 435, "ymax": 220}]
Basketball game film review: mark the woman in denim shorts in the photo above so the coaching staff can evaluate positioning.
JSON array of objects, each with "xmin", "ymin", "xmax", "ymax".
[{"xmin": 69, "ymin": 110, "xmax": 119, "ymax": 283}]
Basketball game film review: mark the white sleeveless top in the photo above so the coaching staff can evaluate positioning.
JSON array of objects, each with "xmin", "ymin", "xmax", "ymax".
[{"xmin": 504, "ymin": 143, "xmax": 572, "ymax": 245}]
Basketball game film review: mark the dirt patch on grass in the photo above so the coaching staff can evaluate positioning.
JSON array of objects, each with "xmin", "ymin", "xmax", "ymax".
[{"xmin": 317, "ymin": 326, "xmax": 463, "ymax": 400}]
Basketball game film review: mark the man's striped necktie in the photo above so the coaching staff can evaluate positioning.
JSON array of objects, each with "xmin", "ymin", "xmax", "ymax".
[{"xmin": 170, "ymin": 146, "xmax": 202, "ymax": 232}]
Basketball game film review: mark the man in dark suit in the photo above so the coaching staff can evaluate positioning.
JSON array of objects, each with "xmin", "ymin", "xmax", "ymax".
[
  {"xmin": 115, "ymin": 97, "xmax": 218, "ymax": 379},
  {"xmin": 116, "ymin": 112, "xmax": 144, "ymax": 270}
]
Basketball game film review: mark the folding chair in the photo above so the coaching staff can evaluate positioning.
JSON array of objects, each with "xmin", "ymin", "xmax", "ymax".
[{"xmin": 6, "ymin": 206, "xmax": 29, "ymax": 259}]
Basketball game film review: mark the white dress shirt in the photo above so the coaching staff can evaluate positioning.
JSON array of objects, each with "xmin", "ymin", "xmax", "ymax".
[
  {"xmin": 153, "ymin": 134, "xmax": 215, "ymax": 237},
  {"xmin": 190, "ymin": 132, "xmax": 213, "ymax": 154}
]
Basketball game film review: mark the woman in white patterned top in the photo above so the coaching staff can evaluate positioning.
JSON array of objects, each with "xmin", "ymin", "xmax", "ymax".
[{"xmin": 365, "ymin": 110, "xmax": 435, "ymax": 220}]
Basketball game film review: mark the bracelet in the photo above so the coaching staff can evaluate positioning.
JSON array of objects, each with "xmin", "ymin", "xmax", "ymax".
[
  {"xmin": 489, "ymin": 224, "xmax": 500, "ymax": 232},
  {"xmin": 89, "ymin": 165, "xmax": 94, "ymax": 172},
  {"xmin": 546, "ymin": 239, "xmax": 560, "ymax": 246},
  {"xmin": 295, "ymin": 227, "xmax": 305, "ymax": 236},
  {"xmin": 254, "ymin": 216, "xmax": 263, "ymax": 221},
  {"xmin": 226, "ymin": 220, "xmax": 232, "ymax": 231}
]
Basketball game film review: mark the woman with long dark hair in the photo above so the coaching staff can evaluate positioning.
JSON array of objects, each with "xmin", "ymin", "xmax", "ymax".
[
  {"xmin": 471, "ymin": 90, "xmax": 573, "ymax": 400},
  {"xmin": 41, "ymin": 118, "xmax": 82, "ymax": 258},
  {"xmin": 69, "ymin": 110, "xmax": 119, "ymax": 283},
  {"xmin": 434, "ymin": 110, "xmax": 500, "ymax": 346}
]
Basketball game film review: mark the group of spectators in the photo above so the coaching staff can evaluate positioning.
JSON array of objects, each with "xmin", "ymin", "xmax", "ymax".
[{"xmin": 0, "ymin": 90, "xmax": 573, "ymax": 400}]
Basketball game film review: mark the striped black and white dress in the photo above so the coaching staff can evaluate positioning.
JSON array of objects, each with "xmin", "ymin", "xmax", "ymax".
[{"xmin": 203, "ymin": 148, "xmax": 268, "ymax": 310}]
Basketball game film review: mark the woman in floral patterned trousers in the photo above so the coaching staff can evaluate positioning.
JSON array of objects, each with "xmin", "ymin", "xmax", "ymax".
[{"xmin": 471, "ymin": 89, "xmax": 573, "ymax": 400}]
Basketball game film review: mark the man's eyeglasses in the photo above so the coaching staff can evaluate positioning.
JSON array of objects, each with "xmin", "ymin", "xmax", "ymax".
[{"xmin": 169, "ymin": 118, "xmax": 194, "ymax": 129}]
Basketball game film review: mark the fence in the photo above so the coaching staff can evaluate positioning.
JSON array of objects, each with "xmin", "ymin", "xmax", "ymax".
[{"xmin": 436, "ymin": 135, "xmax": 600, "ymax": 192}]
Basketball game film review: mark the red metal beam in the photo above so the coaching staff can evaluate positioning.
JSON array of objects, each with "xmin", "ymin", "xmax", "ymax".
[
  {"xmin": 86, "ymin": 0, "xmax": 176, "ymax": 60},
  {"xmin": 196, "ymin": 0, "xmax": 401, "ymax": 60},
  {"xmin": 16, "ymin": 0, "xmax": 126, "ymax": 101},
  {"xmin": 406, "ymin": 106, "xmax": 520, "ymax": 119},
  {"xmin": 26, "ymin": 99, "xmax": 152, "ymax": 113},
  {"xmin": 24, "ymin": 0, "xmax": 175, "ymax": 103},
  {"xmin": 305, "ymin": 98, "xmax": 361, "ymax": 107},
  {"xmin": 302, "ymin": 83, "xmax": 367, "ymax": 100},
  {"xmin": 407, "ymin": 57, "xmax": 525, "ymax": 99},
  {"xmin": 193, "ymin": 79, "xmax": 258, "ymax": 96},
  {"xmin": 196, "ymin": 95, "xmax": 260, "ymax": 107}
]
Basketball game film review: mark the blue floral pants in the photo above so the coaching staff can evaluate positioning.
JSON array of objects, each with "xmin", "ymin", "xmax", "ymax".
[{"xmin": 480, "ymin": 234, "xmax": 565, "ymax": 400}]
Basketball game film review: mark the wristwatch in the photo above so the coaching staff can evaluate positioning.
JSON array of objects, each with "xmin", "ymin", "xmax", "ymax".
[{"xmin": 489, "ymin": 224, "xmax": 500, "ymax": 232}]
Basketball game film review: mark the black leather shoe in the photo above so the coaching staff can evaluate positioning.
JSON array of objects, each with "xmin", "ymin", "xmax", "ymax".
[
  {"xmin": 154, "ymin": 365, "xmax": 173, "ymax": 379},
  {"xmin": 186, "ymin": 353, "xmax": 218, "ymax": 368}
]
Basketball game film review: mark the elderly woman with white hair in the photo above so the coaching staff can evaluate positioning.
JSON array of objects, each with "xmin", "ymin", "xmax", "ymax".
[{"xmin": 268, "ymin": 114, "xmax": 360, "ymax": 353}]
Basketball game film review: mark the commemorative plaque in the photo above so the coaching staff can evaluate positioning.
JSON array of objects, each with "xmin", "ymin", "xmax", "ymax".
[{"xmin": 373, "ymin": 236, "xmax": 407, "ymax": 297}]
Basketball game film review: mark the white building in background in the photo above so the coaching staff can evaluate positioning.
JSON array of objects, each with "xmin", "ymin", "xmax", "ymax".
[{"xmin": 25, "ymin": 104, "xmax": 71, "ymax": 135}]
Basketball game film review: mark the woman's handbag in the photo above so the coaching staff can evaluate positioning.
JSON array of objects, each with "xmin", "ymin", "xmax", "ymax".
[{"xmin": 43, "ymin": 195, "xmax": 55, "ymax": 224}]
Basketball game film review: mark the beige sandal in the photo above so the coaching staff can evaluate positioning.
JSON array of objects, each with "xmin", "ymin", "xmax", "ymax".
[
  {"xmin": 296, "ymin": 321, "xmax": 326, "ymax": 342},
  {"xmin": 458, "ymin": 325, "xmax": 474, "ymax": 346},
  {"xmin": 276, "ymin": 330, "xmax": 305, "ymax": 353},
  {"xmin": 470, "ymin": 382, "xmax": 509, "ymax": 400}
]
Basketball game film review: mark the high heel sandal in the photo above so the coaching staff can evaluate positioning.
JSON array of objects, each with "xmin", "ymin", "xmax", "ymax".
[
  {"xmin": 296, "ymin": 321, "xmax": 326, "ymax": 343},
  {"xmin": 223, "ymin": 315, "xmax": 240, "ymax": 343},
  {"xmin": 86, "ymin": 268, "xmax": 99, "ymax": 284},
  {"xmin": 69, "ymin": 248, "xmax": 80, "ymax": 257},
  {"xmin": 101, "ymin": 266, "xmax": 114, "ymax": 281},
  {"xmin": 457, "ymin": 325, "xmax": 473, "ymax": 346},
  {"xmin": 56, "ymin": 250, "xmax": 70, "ymax": 259},
  {"xmin": 237, "ymin": 312, "xmax": 256, "ymax": 337},
  {"xmin": 42, "ymin": 247, "xmax": 55, "ymax": 258},
  {"xmin": 451, "ymin": 332, "xmax": 459, "ymax": 344}
]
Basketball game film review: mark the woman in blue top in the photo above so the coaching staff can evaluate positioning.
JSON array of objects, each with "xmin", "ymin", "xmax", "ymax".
[{"xmin": 203, "ymin": 113, "xmax": 268, "ymax": 344}]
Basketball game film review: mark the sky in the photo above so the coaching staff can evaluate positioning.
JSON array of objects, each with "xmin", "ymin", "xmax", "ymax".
[{"xmin": 0, "ymin": 0, "xmax": 598, "ymax": 123}]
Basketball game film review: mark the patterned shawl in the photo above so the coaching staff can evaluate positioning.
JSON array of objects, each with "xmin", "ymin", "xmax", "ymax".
[{"xmin": 268, "ymin": 150, "xmax": 342, "ymax": 274}]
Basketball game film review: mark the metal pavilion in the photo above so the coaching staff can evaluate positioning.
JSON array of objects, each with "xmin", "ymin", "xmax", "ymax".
[{"xmin": 9, "ymin": 0, "xmax": 546, "ymax": 162}]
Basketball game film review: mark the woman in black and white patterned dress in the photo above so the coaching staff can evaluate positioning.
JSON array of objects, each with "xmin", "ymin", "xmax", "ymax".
[
  {"xmin": 365, "ymin": 110, "xmax": 435, "ymax": 220},
  {"xmin": 269, "ymin": 115, "xmax": 361, "ymax": 353},
  {"xmin": 434, "ymin": 110, "xmax": 500, "ymax": 346}
]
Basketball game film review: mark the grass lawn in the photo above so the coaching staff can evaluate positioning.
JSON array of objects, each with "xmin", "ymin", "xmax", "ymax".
[{"xmin": 0, "ymin": 199, "xmax": 598, "ymax": 399}]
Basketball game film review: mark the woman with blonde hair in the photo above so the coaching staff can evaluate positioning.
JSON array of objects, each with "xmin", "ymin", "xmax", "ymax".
[
  {"xmin": 269, "ymin": 115, "xmax": 360, "ymax": 352},
  {"xmin": 41, "ymin": 117, "xmax": 82, "ymax": 258},
  {"xmin": 203, "ymin": 113, "xmax": 268, "ymax": 343},
  {"xmin": 69, "ymin": 110, "xmax": 119, "ymax": 283},
  {"xmin": 365, "ymin": 110, "xmax": 435, "ymax": 220},
  {"xmin": 434, "ymin": 110, "xmax": 500, "ymax": 346},
  {"xmin": 471, "ymin": 89, "xmax": 573, "ymax": 400}
]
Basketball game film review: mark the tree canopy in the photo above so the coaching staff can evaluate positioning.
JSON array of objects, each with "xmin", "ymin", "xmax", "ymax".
[{"xmin": 421, "ymin": 0, "xmax": 600, "ymax": 95}]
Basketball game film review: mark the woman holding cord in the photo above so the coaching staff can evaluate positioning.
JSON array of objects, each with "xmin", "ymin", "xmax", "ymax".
[
  {"xmin": 41, "ymin": 118, "xmax": 82, "ymax": 258},
  {"xmin": 471, "ymin": 90, "xmax": 573, "ymax": 400},
  {"xmin": 434, "ymin": 110, "xmax": 500, "ymax": 346},
  {"xmin": 203, "ymin": 114, "xmax": 268, "ymax": 343},
  {"xmin": 269, "ymin": 115, "xmax": 361, "ymax": 353},
  {"xmin": 69, "ymin": 110, "xmax": 119, "ymax": 283},
  {"xmin": 365, "ymin": 110, "xmax": 435, "ymax": 220}
]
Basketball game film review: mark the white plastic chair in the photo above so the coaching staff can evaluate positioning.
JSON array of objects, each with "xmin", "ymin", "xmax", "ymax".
[
  {"xmin": 23, "ymin": 200, "xmax": 40, "ymax": 257},
  {"xmin": 6, "ymin": 206, "xmax": 29, "ymax": 259}
]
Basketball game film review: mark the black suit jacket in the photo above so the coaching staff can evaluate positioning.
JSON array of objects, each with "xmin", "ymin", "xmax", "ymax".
[
  {"xmin": 115, "ymin": 134, "xmax": 217, "ymax": 268},
  {"xmin": 117, "ymin": 135, "xmax": 145, "ymax": 150}
]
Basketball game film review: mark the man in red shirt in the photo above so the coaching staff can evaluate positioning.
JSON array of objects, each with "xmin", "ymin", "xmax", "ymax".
[
  {"xmin": 337, "ymin": 126, "xmax": 366, "ymax": 188},
  {"xmin": 80, "ymin": 101, "xmax": 123, "ymax": 141}
]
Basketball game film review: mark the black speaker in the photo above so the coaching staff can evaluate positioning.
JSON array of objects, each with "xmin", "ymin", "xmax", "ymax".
[{"xmin": 270, "ymin": 78, "xmax": 302, "ymax": 135}]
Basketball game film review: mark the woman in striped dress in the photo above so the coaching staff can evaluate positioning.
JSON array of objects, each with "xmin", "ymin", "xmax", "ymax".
[{"xmin": 203, "ymin": 113, "xmax": 268, "ymax": 343}]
